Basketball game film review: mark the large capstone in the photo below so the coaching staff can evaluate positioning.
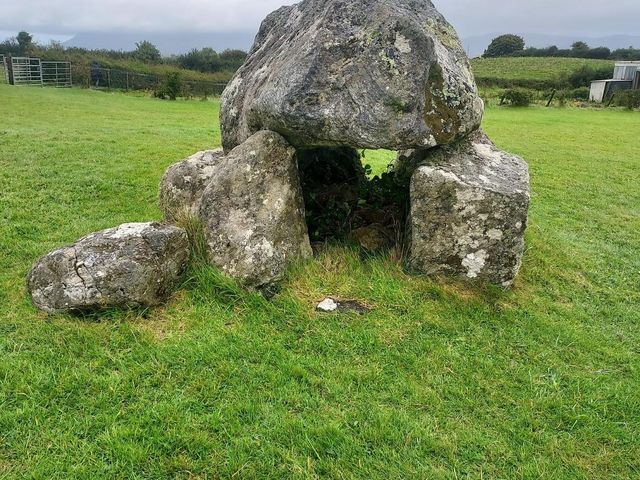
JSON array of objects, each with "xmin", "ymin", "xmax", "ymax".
[
  {"xmin": 199, "ymin": 130, "xmax": 313, "ymax": 289},
  {"xmin": 221, "ymin": 0, "xmax": 483, "ymax": 152},
  {"xmin": 159, "ymin": 149, "xmax": 224, "ymax": 223},
  {"xmin": 28, "ymin": 223, "xmax": 190, "ymax": 313},
  {"xmin": 407, "ymin": 131, "xmax": 530, "ymax": 287}
]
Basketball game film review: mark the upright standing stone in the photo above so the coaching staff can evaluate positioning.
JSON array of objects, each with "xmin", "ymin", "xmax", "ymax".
[
  {"xmin": 408, "ymin": 131, "xmax": 530, "ymax": 287},
  {"xmin": 221, "ymin": 0, "xmax": 483, "ymax": 152},
  {"xmin": 198, "ymin": 131, "xmax": 313, "ymax": 289}
]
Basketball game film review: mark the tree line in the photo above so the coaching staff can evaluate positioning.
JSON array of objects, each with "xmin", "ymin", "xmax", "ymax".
[
  {"xmin": 483, "ymin": 34, "xmax": 640, "ymax": 61},
  {"xmin": 0, "ymin": 31, "xmax": 247, "ymax": 75}
]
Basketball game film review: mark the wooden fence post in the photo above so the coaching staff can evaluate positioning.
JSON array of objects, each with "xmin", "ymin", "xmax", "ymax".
[{"xmin": 546, "ymin": 89, "xmax": 557, "ymax": 107}]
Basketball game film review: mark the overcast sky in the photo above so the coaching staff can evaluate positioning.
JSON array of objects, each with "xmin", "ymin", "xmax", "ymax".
[{"xmin": 1, "ymin": 0, "xmax": 639, "ymax": 41}]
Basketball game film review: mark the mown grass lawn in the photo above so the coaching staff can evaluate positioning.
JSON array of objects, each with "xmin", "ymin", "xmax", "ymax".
[{"xmin": 1, "ymin": 85, "xmax": 639, "ymax": 479}]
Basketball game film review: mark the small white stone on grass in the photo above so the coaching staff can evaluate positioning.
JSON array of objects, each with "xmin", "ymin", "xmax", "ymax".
[{"xmin": 317, "ymin": 298, "xmax": 339, "ymax": 312}]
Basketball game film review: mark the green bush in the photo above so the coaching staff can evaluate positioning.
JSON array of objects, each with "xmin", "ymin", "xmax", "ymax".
[
  {"xmin": 131, "ymin": 41, "xmax": 161, "ymax": 64},
  {"xmin": 483, "ymin": 34, "xmax": 525, "ymax": 58},
  {"xmin": 614, "ymin": 90, "xmax": 640, "ymax": 110},
  {"xmin": 571, "ymin": 87, "xmax": 591, "ymax": 100},
  {"xmin": 568, "ymin": 65, "xmax": 614, "ymax": 88},
  {"xmin": 502, "ymin": 88, "xmax": 534, "ymax": 107},
  {"xmin": 551, "ymin": 87, "xmax": 590, "ymax": 107},
  {"xmin": 177, "ymin": 48, "xmax": 247, "ymax": 74},
  {"xmin": 154, "ymin": 72, "xmax": 182, "ymax": 100},
  {"xmin": 556, "ymin": 90, "xmax": 568, "ymax": 107},
  {"xmin": 476, "ymin": 76, "xmax": 560, "ymax": 90}
]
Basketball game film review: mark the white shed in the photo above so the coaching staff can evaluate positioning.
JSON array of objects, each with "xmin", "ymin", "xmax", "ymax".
[
  {"xmin": 613, "ymin": 62, "xmax": 640, "ymax": 81},
  {"xmin": 590, "ymin": 61, "xmax": 640, "ymax": 103}
]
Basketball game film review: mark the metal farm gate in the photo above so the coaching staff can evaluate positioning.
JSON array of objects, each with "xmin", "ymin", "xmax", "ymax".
[
  {"xmin": 0, "ymin": 55, "xmax": 8, "ymax": 84},
  {"xmin": 11, "ymin": 57, "xmax": 43, "ymax": 86},
  {"xmin": 7, "ymin": 57, "xmax": 72, "ymax": 87},
  {"xmin": 42, "ymin": 61, "xmax": 72, "ymax": 87}
]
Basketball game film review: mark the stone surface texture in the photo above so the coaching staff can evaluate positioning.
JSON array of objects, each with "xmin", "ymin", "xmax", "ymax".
[
  {"xmin": 198, "ymin": 130, "xmax": 313, "ymax": 288},
  {"xmin": 159, "ymin": 149, "xmax": 224, "ymax": 222},
  {"xmin": 408, "ymin": 131, "xmax": 530, "ymax": 286},
  {"xmin": 28, "ymin": 223, "xmax": 189, "ymax": 313},
  {"xmin": 221, "ymin": 0, "xmax": 483, "ymax": 152}
]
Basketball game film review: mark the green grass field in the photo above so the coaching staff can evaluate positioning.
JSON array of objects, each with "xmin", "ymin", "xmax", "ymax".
[
  {"xmin": 471, "ymin": 57, "xmax": 614, "ymax": 81},
  {"xmin": 1, "ymin": 85, "xmax": 639, "ymax": 479}
]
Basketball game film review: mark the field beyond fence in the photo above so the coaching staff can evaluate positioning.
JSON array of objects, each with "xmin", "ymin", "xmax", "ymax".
[{"xmin": 471, "ymin": 57, "xmax": 615, "ymax": 89}]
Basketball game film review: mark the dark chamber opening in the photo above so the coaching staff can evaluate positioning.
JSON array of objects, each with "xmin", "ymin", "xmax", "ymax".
[{"xmin": 296, "ymin": 147, "xmax": 409, "ymax": 252}]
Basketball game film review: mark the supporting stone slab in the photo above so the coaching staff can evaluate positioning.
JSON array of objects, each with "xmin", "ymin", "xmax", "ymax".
[
  {"xmin": 198, "ymin": 130, "xmax": 313, "ymax": 289},
  {"xmin": 408, "ymin": 131, "xmax": 530, "ymax": 287}
]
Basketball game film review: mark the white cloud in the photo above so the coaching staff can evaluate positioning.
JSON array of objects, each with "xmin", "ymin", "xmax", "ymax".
[
  {"xmin": 1, "ymin": 0, "xmax": 639, "ymax": 38},
  {"xmin": 436, "ymin": 0, "xmax": 640, "ymax": 37},
  {"xmin": 0, "ymin": 0, "xmax": 288, "ymax": 34}
]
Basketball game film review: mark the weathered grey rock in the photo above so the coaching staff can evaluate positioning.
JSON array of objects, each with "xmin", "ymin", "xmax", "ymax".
[
  {"xmin": 408, "ymin": 131, "xmax": 530, "ymax": 287},
  {"xmin": 28, "ymin": 223, "xmax": 190, "ymax": 313},
  {"xmin": 159, "ymin": 149, "xmax": 224, "ymax": 223},
  {"xmin": 221, "ymin": 0, "xmax": 483, "ymax": 152},
  {"xmin": 199, "ymin": 130, "xmax": 313, "ymax": 288}
]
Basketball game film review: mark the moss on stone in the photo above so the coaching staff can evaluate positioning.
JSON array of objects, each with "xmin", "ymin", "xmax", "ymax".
[
  {"xmin": 425, "ymin": 18, "xmax": 463, "ymax": 51},
  {"xmin": 423, "ymin": 63, "xmax": 461, "ymax": 144}
]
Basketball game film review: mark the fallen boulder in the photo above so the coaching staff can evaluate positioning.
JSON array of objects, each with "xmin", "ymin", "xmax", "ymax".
[
  {"xmin": 159, "ymin": 149, "xmax": 224, "ymax": 223},
  {"xmin": 28, "ymin": 223, "xmax": 190, "ymax": 313},
  {"xmin": 221, "ymin": 0, "xmax": 483, "ymax": 152},
  {"xmin": 199, "ymin": 131, "xmax": 313, "ymax": 289},
  {"xmin": 407, "ymin": 131, "xmax": 530, "ymax": 287}
]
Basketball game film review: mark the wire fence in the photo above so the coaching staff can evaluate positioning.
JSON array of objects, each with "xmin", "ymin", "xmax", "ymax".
[
  {"xmin": 0, "ymin": 57, "xmax": 227, "ymax": 96},
  {"xmin": 73, "ymin": 65, "xmax": 228, "ymax": 97}
]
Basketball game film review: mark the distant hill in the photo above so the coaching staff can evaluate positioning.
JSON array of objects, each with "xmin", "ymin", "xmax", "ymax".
[
  {"xmin": 64, "ymin": 31, "xmax": 255, "ymax": 55},
  {"xmin": 462, "ymin": 34, "xmax": 640, "ymax": 58}
]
